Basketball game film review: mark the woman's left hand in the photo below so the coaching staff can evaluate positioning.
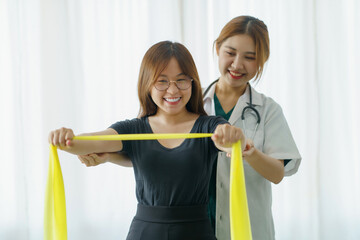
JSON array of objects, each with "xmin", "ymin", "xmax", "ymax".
[
  {"xmin": 212, "ymin": 124, "xmax": 245, "ymax": 152},
  {"xmin": 78, "ymin": 153, "xmax": 109, "ymax": 167}
]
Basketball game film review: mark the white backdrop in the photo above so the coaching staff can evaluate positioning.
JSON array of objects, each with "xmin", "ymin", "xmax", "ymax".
[{"xmin": 1, "ymin": 0, "xmax": 359, "ymax": 239}]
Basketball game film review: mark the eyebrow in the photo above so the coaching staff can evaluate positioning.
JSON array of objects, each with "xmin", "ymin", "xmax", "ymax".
[
  {"xmin": 159, "ymin": 73, "xmax": 187, "ymax": 78},
  {"xmin": 224, "ymin": 46, "xmax": 256, "ymax": 55}
]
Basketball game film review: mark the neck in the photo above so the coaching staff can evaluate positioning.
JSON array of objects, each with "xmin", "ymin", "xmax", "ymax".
[
  {"xmin": 152, "ymin": 110, "xmax": 196, "ymax": 125},
  {"xmin": 216, "ymin": 78, "xmax": 248, "ymax": 97}
]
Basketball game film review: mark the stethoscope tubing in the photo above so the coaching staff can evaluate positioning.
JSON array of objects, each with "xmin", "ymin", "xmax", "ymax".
[
  {"xmin": 204, "ymin": 81, "xmax": 261, "ymax": 141},
  {"xmin": 241, "ymin": 83, "xmax": 261, "ymax": 141}
]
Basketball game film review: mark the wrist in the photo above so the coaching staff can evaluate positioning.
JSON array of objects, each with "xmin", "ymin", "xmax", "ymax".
[{"xmin": 243, "ymin": 146, "xmax": 257, "ymax": 162}]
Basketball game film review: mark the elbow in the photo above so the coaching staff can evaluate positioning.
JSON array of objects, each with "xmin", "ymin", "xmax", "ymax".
[
  {"xmin": 272, "ymin": 176, "xmax": 284, "ymax": 184},
  {"xmin": 272, "ymin": 169, "xmax": 285, "ymax": 184}
]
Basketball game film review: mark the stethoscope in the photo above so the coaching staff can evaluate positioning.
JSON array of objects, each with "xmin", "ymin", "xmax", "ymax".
[{"xmin": 204, "ymin": 79, "xmax": 261, "ymax": 140}]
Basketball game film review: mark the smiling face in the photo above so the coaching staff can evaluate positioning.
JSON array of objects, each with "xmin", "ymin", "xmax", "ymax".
[
  {"xmin": 217, "ymin": 34, "xmax": 258, "ymax": 89},
  {"xmin": 150, "ymin": 57, "xmax": 192, "ymax": 116}
]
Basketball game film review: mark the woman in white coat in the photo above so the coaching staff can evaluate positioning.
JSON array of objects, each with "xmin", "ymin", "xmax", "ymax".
[{"xmin": 203, "ymin": 15, "xmax": 301, "ymax": 240}]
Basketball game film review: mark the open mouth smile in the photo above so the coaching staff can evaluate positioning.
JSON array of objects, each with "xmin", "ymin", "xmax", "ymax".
[
  {"xmin": 229, "ymin": 70, "xmax": 245, "ymax": 79},
  {"xmin": 164, "ymin": 97, "xmax": 181, "ymax": 103}
]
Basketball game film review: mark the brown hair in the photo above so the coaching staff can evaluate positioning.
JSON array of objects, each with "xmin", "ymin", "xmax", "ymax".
[
  {"xmin": 215, "ymin": 15, "xmax": 270, "ymax": 82},
  {"xmin": 137, "ymin": 41, "xmax": 206, "ymax": 117}
]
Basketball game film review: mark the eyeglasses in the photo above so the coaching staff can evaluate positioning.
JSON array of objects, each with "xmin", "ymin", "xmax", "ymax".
[{"xmin": 154, "ymin": 77, "xmax": 193, "ymax": 91}]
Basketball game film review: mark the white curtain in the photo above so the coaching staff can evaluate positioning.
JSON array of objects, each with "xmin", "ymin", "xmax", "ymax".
[{"xmin": 1, "ymin": 0, "xmax": 359, "ymax": 239}]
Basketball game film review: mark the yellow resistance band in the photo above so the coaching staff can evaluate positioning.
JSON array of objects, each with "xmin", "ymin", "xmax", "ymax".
[{"xmin": 45, "ymin": 133, "xmax": 252, "ymax": 240}]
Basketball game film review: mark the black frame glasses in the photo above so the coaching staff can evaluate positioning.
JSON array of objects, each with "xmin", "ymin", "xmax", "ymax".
[{"xmin": 154, "ymin": 77, "xmax": 193, "ymax": 91}]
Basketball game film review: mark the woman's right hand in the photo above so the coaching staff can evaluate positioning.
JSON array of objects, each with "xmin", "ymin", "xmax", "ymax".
[
  {"xmin": 48, "ymin": 128, "xmax": 122, "ymax": 156},
  {"xmin": 48, "ymin": 127, "xmax": 75, "ymax": 149}
]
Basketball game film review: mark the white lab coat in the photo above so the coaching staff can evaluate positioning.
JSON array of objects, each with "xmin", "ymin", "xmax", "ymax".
[{"xmin": 203, "ymin": 83, "xmax": 301, "ymax": 240}]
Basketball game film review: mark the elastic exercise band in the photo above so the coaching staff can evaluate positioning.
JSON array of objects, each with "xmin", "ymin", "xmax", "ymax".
[{"xmin": 44, "ymin": 133, "xmax": 252, "ymax": 240}]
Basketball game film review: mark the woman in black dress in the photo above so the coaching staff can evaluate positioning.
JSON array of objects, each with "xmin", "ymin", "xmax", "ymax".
[{"xmin": 48, "ymin": 41, "xmax": 245, "ymax": 240}]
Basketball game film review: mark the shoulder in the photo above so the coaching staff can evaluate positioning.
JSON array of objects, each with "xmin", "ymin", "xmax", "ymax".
[
  {"xmin": 108, "ymin": 117, "xmax": 146, "ymax": 134},
  {"xmin": 252, "ymin": 88, "xmax": 284, "ymax": 118},
  {"xmin": 196, "ymin": 115, "xmax": 228, "ymax": 133},
  {"xmin": 198, "ymin": 115, "xmax": 228, "ymax": 124},
  {"xmin": 251, "ymin": 88, "xmax": 281, "ymax": 109}
]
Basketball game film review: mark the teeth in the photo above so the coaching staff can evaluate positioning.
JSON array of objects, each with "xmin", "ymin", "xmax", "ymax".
[
  {"xmin": 230, "ymin": 71, "xmax": 243, "ymax": 77},
  {"xmin": 165, "ymin": 97, "xmax": 180, "ymax": 102}
]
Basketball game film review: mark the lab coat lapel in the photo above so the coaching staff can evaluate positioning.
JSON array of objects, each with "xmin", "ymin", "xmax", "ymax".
[
  {"xmin": 228, "ymin": 98, "xmax": 247, "ymax": 125},
  {"xmin": 228, "ymin": 86, "xmax": 263, "ymax": 125}
]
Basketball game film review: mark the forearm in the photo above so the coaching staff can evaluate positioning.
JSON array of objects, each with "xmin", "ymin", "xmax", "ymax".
[
  {"xmin": 107, "ymin": 153, "xmax": 133, "ymax": 167},
  {"xmin": 244, "ymin": 148, "xmax": 284, "ymax": 184},
  {"xmin": 60, "ymin": 139, "xmax": 117, "ymax": 155},
  {"xmin": 57, "ymin": 130, "xmax": 123, "ymax": 155}
]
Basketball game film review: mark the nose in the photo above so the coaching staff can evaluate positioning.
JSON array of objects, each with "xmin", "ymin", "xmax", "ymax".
[
  {"xmin": 231, "ymin": 55, "xmax": 244, "ymax": 70},
  {"xmin": 166, "ymin": 81, "xmax": 179, "ymax": 94}
]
